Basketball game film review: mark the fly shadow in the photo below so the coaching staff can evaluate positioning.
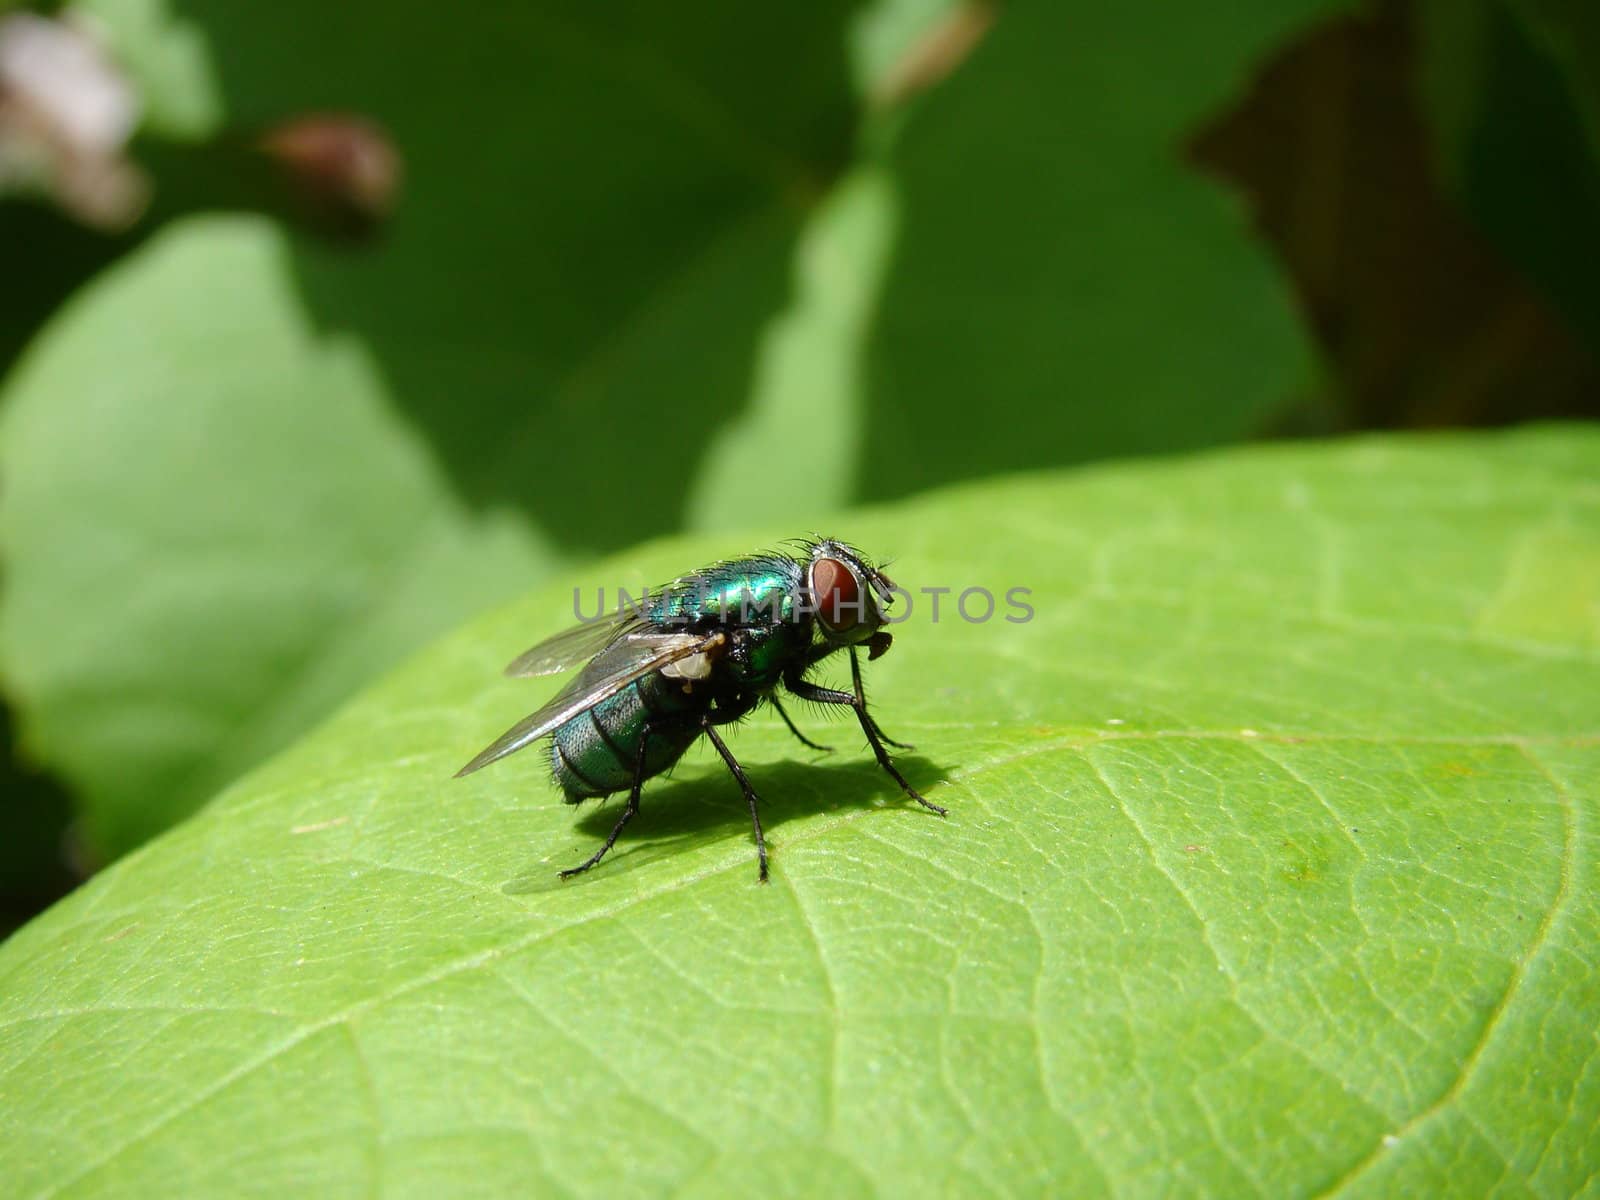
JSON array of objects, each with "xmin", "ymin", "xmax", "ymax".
[{"xmin": 502, "ymin": 750, "xmax": 948, "ymax": 893}]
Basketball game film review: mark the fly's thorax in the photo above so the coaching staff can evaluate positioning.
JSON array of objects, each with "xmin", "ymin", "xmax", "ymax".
[
  {"xmin": 649, "ymin": 556, "xmax": 802, "ymax": 629},
  {"xmin": 719, "ymin": 619, "xmax": 811, "ymax": 691}
]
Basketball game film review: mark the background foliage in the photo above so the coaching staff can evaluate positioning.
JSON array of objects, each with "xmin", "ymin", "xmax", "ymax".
[{"xmin": 1, "ymin": 0, "xmax": 1597, "ymax": 1195}]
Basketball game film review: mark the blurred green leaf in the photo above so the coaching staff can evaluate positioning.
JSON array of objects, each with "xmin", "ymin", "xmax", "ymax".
[
  {"xmin": 848, "ymin": 0, "xmax": 963, "ymax": 95},
  {"xmin": 1418, "ymin": 0, "xmax": 1600, "ymax": 349},
  {"xmin": 0, "ymin": 3, "xmax": 864, "ymax": 857},
  {"xmin": 687, "ymin": 165, "xmax": 897, "ymax": 532},
  {"xmin": 0, "ymin": 217, "xmax": 552, "ymax": 854},
  {"xmin": 859, "ymin": 0, "xmax": 1350, "ymax": 499},
  {"xmin": 2, "ymin": 427, "xmax": 1596, "ymax": 1197},
  {"xmin": 1505, "ymin": 0, "xmax": 1600, "ymax": 157}
]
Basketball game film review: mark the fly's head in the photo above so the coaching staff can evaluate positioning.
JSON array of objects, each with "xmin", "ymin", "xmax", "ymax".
[{"xmin": 805, "ymin": 539, "xmax": 898, "ymax": 659}]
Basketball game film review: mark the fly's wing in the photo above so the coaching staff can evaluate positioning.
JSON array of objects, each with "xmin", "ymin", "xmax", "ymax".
[
  {"xmin": 503, "ymin": 557, "xmax": 778, "ymax": 676},
  {"xmin": 455, "ymin": 630, "xmax": 727, "ymax": 778},
  {"xmin": 501, "ymin": 607, "xmax": 652, "ymax": 678}
]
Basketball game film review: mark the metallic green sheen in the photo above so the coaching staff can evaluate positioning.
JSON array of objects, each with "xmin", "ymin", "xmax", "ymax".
[
  {"xmin": 550, "ymin": 553, "xmax": 811, "ymax": 801},
  {"xmin": 550, "ymin": 670, "xmax": 699, "ymax": 799},
  {"xmin": 648, "ymin": 557, "xmax": 800, "ymax": 625}
]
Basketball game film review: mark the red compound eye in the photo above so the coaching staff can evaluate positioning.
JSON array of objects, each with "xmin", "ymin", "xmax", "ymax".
[{"xmin": 811, "ymin": 556, "xmax": 862, "ymax": 631}]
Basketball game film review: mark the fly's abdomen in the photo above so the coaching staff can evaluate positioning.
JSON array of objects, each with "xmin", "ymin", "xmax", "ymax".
[{"xmin": 549, "ymin": 673, "xmax": 702, "ymax": 800}]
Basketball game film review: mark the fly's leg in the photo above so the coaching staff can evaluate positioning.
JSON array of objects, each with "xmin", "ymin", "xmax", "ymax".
[
  {"xmin": 785, "ymin": 675, "xmax": 947, "ymax": 817},
  {"xmin": 559, "ymin": 727, "xmax": 649, "ymax": 879},
  {"xmin": 770, "ymin": 694, "xmax": 834, "ymax": 754},
  {"xmin": 702, "ymin": 718, "xmax": 770, "ymax": 883},
  {"xmin": 850, "ymin": 647, "xmax": 914, "ymax": 750}
]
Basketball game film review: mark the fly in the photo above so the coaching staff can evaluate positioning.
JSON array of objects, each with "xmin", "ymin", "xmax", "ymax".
[{"xmin": 456, "ymin": 538, "xmax": 945, "ymax": 881}]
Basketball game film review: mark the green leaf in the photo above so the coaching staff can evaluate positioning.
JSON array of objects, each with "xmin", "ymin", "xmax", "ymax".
[
  {"xmin": 0, "ymin": 217, "xmax": 554, "ymax": 856},
  {"xmin": 859, "ymin": 0, "xmax": 1350, "ymax": 500},
  {"xmin": 686, "ymin": 164, "xmax": 898, "ymax": 533},
  {"xmin": 0, "ymin": 2, "xmax": 864, "ymax": 856},
  {"xmin": 1416, "ymin": 0, "xmax": 1600, "ymax": 349},
  {"xmin": 847, "ymin": 0, "xmax": 964, "ymax": 95},
  {"xmin": 3, "ymin": 427, "xmax": 1596, "ymax": 1197},
  {"xmin": 1504, "ymin": 0, "xmax": 1600, "ymax": 158}
]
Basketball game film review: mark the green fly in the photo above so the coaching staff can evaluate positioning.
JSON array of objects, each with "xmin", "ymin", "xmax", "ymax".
[{"xmin": 456, "ymin": 538, "xmax": 944, "ymax": 881}]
